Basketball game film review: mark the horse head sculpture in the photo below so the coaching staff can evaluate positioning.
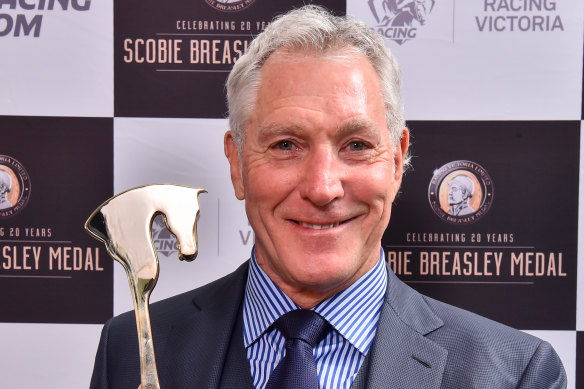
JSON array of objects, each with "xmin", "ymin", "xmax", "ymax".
[{"xmin": 85, "ymin": 184, "xmax": 206, "ymax": 389}]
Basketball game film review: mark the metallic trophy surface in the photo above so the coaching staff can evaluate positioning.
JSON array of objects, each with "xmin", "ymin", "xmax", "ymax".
[{"xmin": 85, "ymin": 184, "xmax": 206, "ymax": 389}]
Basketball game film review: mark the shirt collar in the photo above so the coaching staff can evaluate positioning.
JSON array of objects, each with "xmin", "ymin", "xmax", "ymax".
[
  {"xmin": 242, "ymin": 247, "xmax": 297, "ymax": 347},
  {"xmin": 243, "ymin": 247, "xmax": 388, "ymax": 354}
]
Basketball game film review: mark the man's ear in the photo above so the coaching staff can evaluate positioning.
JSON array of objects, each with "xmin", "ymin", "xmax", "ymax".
[
  {"xmin": 224, "ymin": 131, "xmax": 245, "ymax": 200},
  {"xmin": 392, "ymin": 127, "xmax": 410, "ymax": 196}
]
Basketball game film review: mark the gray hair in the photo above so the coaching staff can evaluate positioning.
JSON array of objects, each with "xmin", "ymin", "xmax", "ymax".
[{"xmin": 226, "ymin": 5, "xmax": 409, "ymax": 170}]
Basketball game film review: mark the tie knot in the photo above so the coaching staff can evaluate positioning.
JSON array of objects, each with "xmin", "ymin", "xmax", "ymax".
[{"xmin": 274, "ymin": 309, "xmax": 330, "ymax": 347}]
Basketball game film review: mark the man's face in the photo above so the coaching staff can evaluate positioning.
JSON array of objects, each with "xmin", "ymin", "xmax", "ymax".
[
  {"xmin": 448, "ymin": 183, "xmax": 464, "ymax": 205},
  {"xmin": 225, "ymin": 49, "xmax": 408, "ymax": 306}
]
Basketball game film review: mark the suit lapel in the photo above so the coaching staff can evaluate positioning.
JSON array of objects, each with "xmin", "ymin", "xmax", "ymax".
[
  {"xmin": 218, "ymin": 300, "xmax": 255, "ymax": 389},
  {"xmin": 158, "ymin": 262, "xmax": 249, "ymax": 389},
  {"xmin": 150, "ymin": 262, "xmax": 447, "ymax": 389},
  {"xmin": 361, "ymin": 265, "xmax": 447, "ymax": 389}
]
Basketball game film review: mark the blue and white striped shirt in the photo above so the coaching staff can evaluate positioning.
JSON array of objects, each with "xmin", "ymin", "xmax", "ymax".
[{"xmin": 243, "ymin": 247, "xmax": 388, "ymax": 389}]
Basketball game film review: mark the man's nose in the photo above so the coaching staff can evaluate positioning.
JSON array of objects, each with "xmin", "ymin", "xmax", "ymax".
[{"xmin": 299, "ymin": 148, "xmax": 344, "ymax": 207}]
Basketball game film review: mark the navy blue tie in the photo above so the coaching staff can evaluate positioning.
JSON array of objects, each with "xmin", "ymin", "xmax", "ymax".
[{"xmin": 266, "ymin": 309, "xmax": 331, "ymax": 389}]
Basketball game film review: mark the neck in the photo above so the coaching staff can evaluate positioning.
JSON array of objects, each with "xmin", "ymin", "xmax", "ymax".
[{"xmin": 257, "ymin": 259, "xmax": 379, "ymax": 310}]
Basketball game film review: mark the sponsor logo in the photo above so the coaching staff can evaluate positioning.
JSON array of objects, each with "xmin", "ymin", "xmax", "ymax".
[
  {"xmin": 0, "ymin": 155, "xmax": 31, "ymax": 218},
  {"xmin": 151, "ymin": 214, "xmax": 179, "ymax": 257},
  {"xmin": 0, "ymin": 0, "xmax": 91, "ymax": 38},
  {"xmin": 205, "ymin": 0, "xmax": 257, "ymax": 13},
  {"xmin": 368, "ymin": 0, "xmax": 436, "ymax": 44},
  {"xmin": 428, "ymin": 160, "xmax": 494, "ymax": 224},
  {"xmin": 475, "ymin": 0, "xmax": 564, "ymax": 32}
]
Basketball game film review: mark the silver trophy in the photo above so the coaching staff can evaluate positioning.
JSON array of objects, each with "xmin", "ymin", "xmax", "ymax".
[{"xmin": 85, "ymin": 184, "xmax": 206, "ymax": 389}]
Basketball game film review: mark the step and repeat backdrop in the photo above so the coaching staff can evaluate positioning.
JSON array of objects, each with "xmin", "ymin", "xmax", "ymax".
[{"xmin": 0, "ymin": 0, "xmax": 583, "ymax": 387}]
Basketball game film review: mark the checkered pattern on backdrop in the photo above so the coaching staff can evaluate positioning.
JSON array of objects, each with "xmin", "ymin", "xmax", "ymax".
[{"xmin": 0, "ymin": 0, "xmax": 582, "ymax": 387}]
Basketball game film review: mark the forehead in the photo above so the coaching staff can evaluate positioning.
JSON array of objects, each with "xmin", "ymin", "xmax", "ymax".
[
  {"xmin": 259, "ymin": 47, "xmax": 380, "ymax": 91},
  {"xmin": 251, "ymin": 48, "xmax": 386, "ymax": 127}
]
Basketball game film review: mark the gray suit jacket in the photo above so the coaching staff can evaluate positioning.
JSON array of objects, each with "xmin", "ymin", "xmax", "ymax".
[{"xmin": 90, "ymin": 261, "xmax": 566, "ymax": 388}]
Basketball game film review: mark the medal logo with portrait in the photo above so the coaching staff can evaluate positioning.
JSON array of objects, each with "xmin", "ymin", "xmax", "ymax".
[{"xmin": 428, "ymin": 160, "xmax": 494, "ymax": 224}]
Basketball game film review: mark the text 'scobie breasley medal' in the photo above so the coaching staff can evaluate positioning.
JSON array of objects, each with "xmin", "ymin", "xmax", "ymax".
[{"xmin": 85, "ymin": 184, "xmax": 206, "ymax": 389}]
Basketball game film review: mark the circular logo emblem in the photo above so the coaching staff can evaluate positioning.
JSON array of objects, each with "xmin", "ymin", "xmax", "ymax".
[
  {"xmin": 205, "ymin": 0, "xmax": 256, "ymax": 12},
  {"xmin": 428, "ymin": 160, "xmax": 494, "ymax": 224},
  {"xmin": 0, "ymin": 155, "xmax": 32, "ymax": 218}
]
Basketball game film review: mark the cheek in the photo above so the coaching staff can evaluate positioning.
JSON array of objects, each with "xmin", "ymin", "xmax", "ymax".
[
  {"xmin": 350, "ymin": 165, "xmax": 396, "ymax": 203},
  {"xmin": 243, "ymin": 164, "xmax": 299, "ymax": 214},
  {"xmin": 242, "ymin": 159, "xmax": 272, "ymax": 197}
]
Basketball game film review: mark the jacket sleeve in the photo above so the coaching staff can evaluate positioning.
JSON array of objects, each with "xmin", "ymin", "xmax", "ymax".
[{"xmin": 517, "ymin": 340, "xmax": 567, "ymax": 389}]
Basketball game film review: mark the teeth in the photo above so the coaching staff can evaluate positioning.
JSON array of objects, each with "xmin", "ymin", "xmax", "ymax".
[{"xmin": 298, "ymin": 221, "xmax": 340, "ymax": 229}]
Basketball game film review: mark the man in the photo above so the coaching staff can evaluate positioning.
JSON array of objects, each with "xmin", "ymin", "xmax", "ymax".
[
  {"xmin": 447, "ymin": 174, "xmax": 476, "ymax": 216},
  {"xmin": 90, "ymin": 6, "xmax": 566, "ymax": 389}
]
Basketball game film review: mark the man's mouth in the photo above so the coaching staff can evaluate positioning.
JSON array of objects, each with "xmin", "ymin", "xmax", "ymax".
[
  {"xmin": 292, "ymin": 215, "xmax": 358, "ymax": 230},
  {"xmin": 297, "ymin": 221, "xmax": 341, "ymax": 229}
]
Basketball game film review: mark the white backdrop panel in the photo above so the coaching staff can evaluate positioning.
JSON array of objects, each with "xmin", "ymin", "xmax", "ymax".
[
  {"xmin": 0, "ymin": 0, "xmax": 113, "ymax": 117},
  {"xmin": 113, "ymin": 117, "xmax": 250, "ymax": 314},
  {"xmin": 0, "ymin": 323, "xmax": 102, "ymax": 389},
  {"xmin": 347, "ymin": 0, "xmax": 584, "ymax": 120}
]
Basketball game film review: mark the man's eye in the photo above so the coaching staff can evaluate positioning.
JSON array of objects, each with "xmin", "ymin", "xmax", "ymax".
[
  {"xmin": 348, "ymin": 141, "xmax": 367, "ymax": 151},
  {"xmin": 276, "ymin": 140, "xmax": 295, "ymax": 151}
]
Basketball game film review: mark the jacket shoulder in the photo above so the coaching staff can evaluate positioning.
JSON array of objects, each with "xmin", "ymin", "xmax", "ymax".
[
  {"xmin": 422, "ymin": 296, "xmax": 566, "ymax": 388},
  {"xmin": 111, "ymin": 260, "xmax": 249, "ymax": 327}
]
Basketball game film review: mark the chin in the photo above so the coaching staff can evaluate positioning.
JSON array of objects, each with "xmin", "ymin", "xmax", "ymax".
[{"xmin": 290, "ymin": 256, "xmax": 363, "ymax": 289}]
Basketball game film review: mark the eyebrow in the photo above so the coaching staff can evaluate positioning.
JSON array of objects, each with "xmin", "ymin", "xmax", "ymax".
[
  {"xmin": 257, "ymin": 123, "xmax": 307, "ymax": 144},
  {"xmin": 256, "ymin": 116, "xmax": 380, "ymax": 143},
  {"xmin": 336, "ymin": 117, "xmax": 380, "ymax": 140}
]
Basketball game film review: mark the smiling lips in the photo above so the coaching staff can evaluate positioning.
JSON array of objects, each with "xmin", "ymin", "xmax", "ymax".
[
  {"xmin": 293, "ymin": 215, "xmax": 358, "ymax": 230},
  {"xmin": 298, "ymin": 221, "xmax": 341, "ymax": 229}
]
